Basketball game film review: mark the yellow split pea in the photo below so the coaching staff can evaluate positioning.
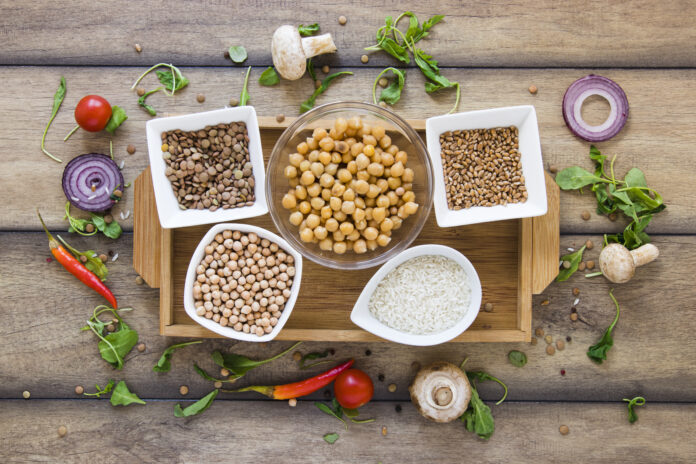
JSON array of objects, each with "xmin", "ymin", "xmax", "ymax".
[{"xmin": 281, "ymin": 116, "xmax": 419, "ymax": 254}]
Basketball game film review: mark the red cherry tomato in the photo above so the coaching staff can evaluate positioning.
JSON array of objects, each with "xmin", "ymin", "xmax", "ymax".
[
  {"xmin": 334, "ymin": 368, "xmax": 373, "ymax": 409},
  {"xmin": 74, "ymin": 95, "xmax": 112, "ymax": 132}
]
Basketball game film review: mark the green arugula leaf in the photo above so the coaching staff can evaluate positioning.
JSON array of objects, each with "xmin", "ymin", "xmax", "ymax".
[
  {"xmin": 227, "ymin": 46, "xmax": 247, "ymax": 63},
  {"xmin": 99, "ymin": 329, "xmax": 138, "ymax": 369},
  {"xmin": 83, "ymin": 380, "xmax": 115, "ymax": 397},
  {"xmin": 323, "ymin": 432, "xmax": 339, "ymax": 444},
  {"xmin": 556, "ymin": 245, "xmax": 586, "ymax": 282},
  {"xmin": 90, "ymin": 213, "xmax": 122, "ymax": 239},
  {"xmin": 461, "ymin": 387, "xmax": 495, "ymax": 440},
  {"xmin": 104, "ymin": 106, "xmax": 128, "ymax": 134},
  {"xmin": 298, "ymin": 349, "xmax": 334, "ymax": 369},
  {"xmin": 555, "ymin": 166, "xmax": 607, "ymax": 190},
  {"xmin": 372, "ymin": 67, "xmax": 406, "ymax": 105},
  {"xmin": 300, "ymin": 72, "xmax": 353, "ymax": 113},
  {"xmin": 41, "ymin": 76, "xmax": 66, "ymax": 163},
  {"xmin": 315, "ymin": 401, "xmax": 348, "ymax": 430},
  {"xmin": 174, "ymin": 389, "xmax": 219, "ymax": 417},
  {"xmin": 623, "ymin": 396, "xmax": 646, "ymax": 423},
  {"xmin": 110, "ymin": 380, "xmax": 146, "ymax": 406},
  {"xmin": 419, "ymin": 14, "xmax": 445, "ymax": 38},
  {"xmin": 507, "ymin": 350, "xmax": 527, "ymax": 367},
  {"xmin": 57, "ymin": 235, "xmax": 108, "ymax": 281},
  {"xmin": 298, "ymin": 23, "xmax": 320, "ymax": 36},
  {"xmin": 377, "ymin": 37, "xmax": 411, "ymax": 64},
  {"xmin": 466, "ymin": 371, "xmax": 508, "ymax": 405},
  {"xmin": 239, "ymin": 66, "xmax": 251, "ymax": 106},
  {"xmin": 307, "ymin": 58, "xmax": 317, "ymax": 82},
  {"xmin": 153, "ymin": 340, "xmax": 202, "ymax": 372},
  {"xmin": 211, "ymin": 341, "xmax": 301, "ymax": 376},
  {"xmin": 258, "ymin": 67, "xmax": 280, "ymax": 86},
  {"xmin": 589, "ymin": 145, "xmax": 607, "ymax": 177},
  {"xmin": 156, "ymin": 66, "xmax": 189, "ymax": 93},
  {"xmin": 193, "ymin": 363, "xmax": 240, "ymax": 383},
  {"xmin": 587, "ymin": 289, "xmax": 621, "ymax": 364},
  {"xmin": 64, "ymin": 202, "xmax": 96, "ymax": 236},
  {"xmin": 138, "ymin": 87, "xmax": 161, "ymax": 116}
]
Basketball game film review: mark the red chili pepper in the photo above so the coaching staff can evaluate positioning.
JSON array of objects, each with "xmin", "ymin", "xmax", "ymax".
[
  {"xmin": 37, "ymin": 210, "xmax": 118, "ymax": 308},
  {"xmin": 227, "ymin": 359, "xmax": 354, "ymax": 400}
]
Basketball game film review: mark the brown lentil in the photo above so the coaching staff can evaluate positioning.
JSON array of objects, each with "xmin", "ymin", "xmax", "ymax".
[
  {"xmin": 388, "ymin": 383, "xmax": 397, "ymax": 393},
  {"xmin": 85, "ymin": 223, "xmax": 95, "ymax": 233},
  {"xmin": 546, "ymin": 345, "xmax": 556, "ymax": 355},
  {"xmin": 378, "ymin": 77, "xmax": 389, "ymax": 88},
  {"xmin": 75, "ymin": 385, "xmax": 84, "ymax": 395},
  {"xmin": 276, "ymin": 114, "xmax": 285, "ymax": 123},
  {"xmin": 585, "ymin": 239, "xmax": 594, "ymax": 250},
  {"xmin": 483, "ymin": 302, "xmax": 494, "ymax": 312},
  {"xmin": 196, "ymin": 94, "xmax": 206, "ymax": 103},
  {"xmin": 530, "ymin": 336, "xmax": 538, "ymax": 345},
  {"xmin": 562, "ymin": 260, "xmax": 571, "ymax": 269},
  {"xmin": 338, "ymin": 15, "xmax": 347, "ymax": 25},
  {"xmin": 559, "ymin": 425, "xmax": 569, "ymax": 435},
  {"xmin": 528, "ymin": 84, "xmax": 538, "ymax": 94},
  {"xmin": 214, "ymin": 381, "xmax": 223, "ymax": 389},
  {"xmin": 134, "ymin": 43, "xmax": 142, "ymax": 53},
  {"xmin": 193, "ymin": 230, "xmax": 295, "ymax": 336},
  {"xmin": 570, "ymin": 311, "xmax": 578, "ymax": 321},
  {"xmin": 322, "ymin": 65, "xmax": 330, "ymax": 74},
  {"xmin": 22, "ymin": 391, "xmax": 30, "ymax": 399},
  {"xmin": 229, "ymin": 98, "xmax": 239, "ymax": 107},
  {"xmin": 99, "ymin": 254, "xmax": 108, "ymax": 263},
  {"xmin": 293, "ymin": 351, "xmax": 302, "ymax": 361},
  {"xmin": 535, "ymin": 327, "xmax": 544, "ymax": 337},
  {"xmin": 58, "ymin": 425, "xmax": 68, "ymax": 437},
  {"xmin": 544, "ymin": 335, "xmax": 553, "ymax": 345},
  {"xmin": 315, "ymin": 79, "xmax": 322, "ymax": 89},
  {"xmin": 161, "ymin": 122, "xmax": 255, "ymax": 211},
  {"xmin": 556, "ymin": 340, "xmax": 565, "ymax": 351},
  {"xmin": 440, "ymin": 127, "xmax": 527, "ymax": 210},
  {"xmin": 179, "ymin": 385, "xmax": 189, "ymax": 395},
  {"xmin": 572, "ymin": 287, "xmax": 580, "ymax": 296},
  {"xmin": 608, "ymin": 212, "xmax": 618, "ymax": 221},
  {"xmin": 137, "ymin": 343, "xmax": 146, "ymax": 352},
  {"xmin": 136, "ymin": 87, "xmax": 146, "ymax": 97},
  {"xmin": 581, "ymin": 210, "xmax": 591, "ymax": 220},
  {"xmin": 135, "ymin": 275, "xmax": 144, "ymax": 285},
  {"xmin": 361, "ymin": 54, "xmax": 369, "ymax": 63},
  {"xmin": 578, "ymin": 261, "xmax": 586, "ymax": 271},
  {"xmin": 586, "ymin": 260, "xmax": 596, "ymax": 270},
  {"xmin": 548, "ymin": 164, "xmax": 558, "ymax": 173},
  {"xmin": 127, "ymin": 144, "xmax": 137, "ymax": 154}
]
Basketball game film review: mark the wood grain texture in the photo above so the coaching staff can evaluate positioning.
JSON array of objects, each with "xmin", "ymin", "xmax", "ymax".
[
  {"xmin": 1, "ymin": 67, "xmax": 693, "ymax": 233},
  {"xmin": 132, "ymin": 169, "xmax": 161, "ymax": 287},
  {"xmin": 3, "ymin": 1, "xmax": 696, "ymax": 67},
  {"xmin": 532, "ymin": 173, "xmax": 560, "ymax": 293},
  {"xmin": 3, "ymin": 400, "xmax": 695, "ymax": 463},
  {"xmin": 1, "ymin": 231, "xmax": 694, "ymax": 403}
]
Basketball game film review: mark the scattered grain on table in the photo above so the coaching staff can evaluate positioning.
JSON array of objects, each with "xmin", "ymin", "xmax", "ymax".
[
  {"xmin": 541, "ymin": 299, "xmax": 550, "ymax": 306},
  {"xmin": 315, "ymin": 79, "xmax": 322, "ymax": 89},
  {"xmin": 127, "ymin": 144, "xmax": 136, "ymax": 155},
  {"xmin": 572, "ymin": 287, "xmax": 580, "ymax": 296},
  {"xmin": 578, "ymin": 261, "xmax": 586, "ymax": 271},
  {"xmin": 106, "ymin": 324, "xmax": 115, "ymax": 332},
  {"xmin": 134, "ymin": 43, "xmax": 142, "ymax": 53},
  {"xmin": 395, "ymin": 404, "xmax": 402, "ymax": 413},
  {"xmin": 528, "ymin": 84, "xmax": 538, "ymax": 94},
  {"xmin": 229, "ymin": 98, "xmax": 239, "ymax": 107},
  {"xmin": 361, "ymin": 54, "xmax": 369, "ymax": 63},
  {"xmin": 293, "ymin": 351, "xmax": 302, "ymax": 361},
  {"xmin": 608, "ymin": 213, "xmax": 618, "ymax": 221},
  {"xmin": 531, "ymin": 337, "xmax": 538, "ymax": 345},
  {"xmin": 288, "ymin": 398, "xmax": 297, "ymax": 407},
  {"xmin": 535, "ymin": 327, "xmax": 544, "ymax": 337},
  {"xmin": 379, "ymin": 101, "xmax": 388, "ymax": 108},
  {"xmin": 179, "ymin": 385, "xmax": 189, "ymax": 395},
  {"xmin": 137, "ymin": 343, "xmax": 146, "ymax": 352},
  {"xmin": 220, "ymin": 368, "xmax": 230, "ymax": 377},
  {"xmin": 388, "ymin": 383, "xmax": 397, "ymax": 393},
  {"xmin": 338, "ymin": 15, "xmax": 347, "ymax": 25},
  {"xmin": 562, "ymin": 260, "xmax": 571, "ymax": 269},
  {"xmin": 379, "ymin": 77, "xmax": 389, "ymax": 88},
  {"xmin": 136, "ymin": 87, "xmax": 146, "ymax": 97},
  {"xmin": 196, "ymin": 94, "xmax": 206, "ymax": 103},
  {"xmin": 74, "ymin": 385, "xmax": 84, "ymax": 395},
  {"xmin": 22, "ymin": 391, "xmax": 30, "ymax": 399},
  {"xmin": 548, "ymin": 164, "xmax": 558, "ymax": 173},
  {"xmin": 559, "ymin": 425, "xmax": 569, "ymax": 435},
  {"xmin": 276, "ymin": 114, "xmax": 285, "ymax": 123},
  {"xmin": 581, "ymin": 210, "xmax": 591, "ymax": 220},
  {"xmin": 556, "ymin": 340, "xmax": 565, "ymax": 351},
  {"xmin": 570, "ymin": 312, "xmax": 578, "ymax": 321},
  {"xmin": 544, "ymin": 335, "xmax": 553, "ymax": 345},
  {"xmin": 135, "ymin": 275, "xmax": 144, "ymax": 285},
  {"xmin": 58, "ymin": 425, "xmax": 68, "ymax": 437},
  {"xmin": 546, "ymin": 345, "xmax": 556, "ymax": 355},
  {"xmin": 382, "ymin": 426, "xmax": 388, "ymax": 436},
  {"xmin": 322, "ymin": 65, "xmax": 330, "ymax": 74},
  {"xmin": 483, "ymin": 302, "xmax": 494, "ymax": 312},
  {"xmin": 585, "ymin": 239, "xmax": 594, "ymax": 249}
]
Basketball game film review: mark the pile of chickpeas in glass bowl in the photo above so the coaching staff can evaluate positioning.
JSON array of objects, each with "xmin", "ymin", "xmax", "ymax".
[{"xmin": 266, "ymin": 102, "xmax": 434, "ymax": 270}]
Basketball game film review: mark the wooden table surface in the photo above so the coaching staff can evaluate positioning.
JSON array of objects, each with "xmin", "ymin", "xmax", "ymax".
[{"xmin": 1, "ymin": 1, "xmax": 695, "ymax": 462}]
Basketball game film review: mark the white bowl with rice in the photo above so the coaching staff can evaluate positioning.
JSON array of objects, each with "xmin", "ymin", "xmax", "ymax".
[{"xmin": 350, "ymin": 244, "xmax": 482, "ymax": 346}]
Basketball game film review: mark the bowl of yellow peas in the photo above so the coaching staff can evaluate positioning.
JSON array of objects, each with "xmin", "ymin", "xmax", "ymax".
[{"xmin": 266, "ymin": 101, "xmax": 434, "ymax": 270}]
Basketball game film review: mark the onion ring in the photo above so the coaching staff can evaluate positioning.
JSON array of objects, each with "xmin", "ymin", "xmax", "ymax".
[
  {"xmin": 562, "ymin": 74, "xmax": 629, "ymax": 142},
  {"xmin": 62, "ymin": 153, "xmax": 124, "ymax": 212}
]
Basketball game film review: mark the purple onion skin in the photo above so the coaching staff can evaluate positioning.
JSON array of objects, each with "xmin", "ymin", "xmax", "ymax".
[
  {"xmin": 62, "ymin": 153, "xmax": 124, "ymax": 212},
  {"xmin": 562, "ymin": 74, "xmax": 629, "ymax": 142}
]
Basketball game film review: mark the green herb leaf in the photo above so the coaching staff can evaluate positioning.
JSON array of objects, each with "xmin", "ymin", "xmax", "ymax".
[
  {"xmin": 174, "ymin": 389, "xmax": 218, "ymax": 417},
  {"xmin": 137, "ymin": 87, "xmax": 161, "ymax": 116},
  {"xmin": 153, "ymin": 340, "xmax": 202, "ymax": 372},
  {"xmin": 466, "ymin": 371, "xmax": 508, "ymax": 405},
  {"xmin": 555, "ymin": 166, "xmax": 607, "ymax": 190},
  {"xmin": 110, "ymin": 380, "xmax": 146, "ymax": 406},
  {"xmin": 90, "ymin": 213, "xmax": 122, "ymax": 239},
  {"xmin": 587, "ymin": 289, "xmax": 621, "ymax": 364},
  {"xmin": 258, "ymin": 67, "xmax": 280, "ymax": 86},
  {"xmin": 227, "ymin": 46, "xmax": 248, "ymax": 63},
  {"xmin": 378, "ymin": 37, "xmax": 411, "ymax": 64},
  {"xmin": 419, "ymin": 14, "xmax": 445, "ymax": 38},
  {"xmin": 307, "ymin": 58, "xmax": 317, "ymax": 82},
  {"xmin": 104, "ymin": 106, "xmax": 128, "ymax": 134},
  {"xmin": 298, "ymin": 350, "xmax": 333, "ymax": 369},
  {"xmin": 461, "ymin": 387, "xmax": 495, "ymax": 440},
  {"xmin": 556, "ymin": 245, "xmax": 586, "ymax": 282},
  {"xmin": 315, "ymin": 401, "xmax": 348, "ymax": 430},
  {"xmin": 41, "ymin": 76, "xmax": 66, "ymax": 163},
  {"xmin": 99, "ymin": 329, "xmax": 138, "ymax": 369},
  {"xmin": 300, "ymin": 72, "xmax": 353, "ymax": 113},
  {"xmin": 507, "ymin": 350, "xmax": 527, "ymax": 367},
  {"xmin": 156, "ymin": 66, "xmax": 189, "ymax": 93},
  {"xmin": 323, "ymin": 432, "xmax": 339, "ymax": 444},
  {"xmin": 193, "ymin": 363, "xmax": 240, "ymax": 383},
  {"xmin": 64, "ymin": 202, "xmax": 96, "ymax": 236},
  {"xmin": 298, "ymin": 23, "xmax": 320, "ymax": 36},
  {"xmin": 211, "ymin": 341, "xmax": 301, "ymax": 376},
  {"xmin": 83, "ymin": 380, "xmax": 115, "ymax": 397},
  {"xmin": 372, "ymin": 67, "xmax": 406, "ymax": 105},
  {"xmin": 623, "ymin": 396, "xmax": 646, "ymax": 423},
  {"xmin": 239, "ymin": 66, "xmax": 251, "ymax": 106},
  {"xmin": 57, "ymin": 235, "xmax": 108, "ymax": 281}
]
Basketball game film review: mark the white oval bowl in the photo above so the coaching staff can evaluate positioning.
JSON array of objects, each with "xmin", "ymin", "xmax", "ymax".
[
  {"xmin": 184, "ymin": 223, "xmax": 302, "ymax": 342},
  {"xmin": 350, "ymin": 244, "xmax": 482, "ymax": 346}
]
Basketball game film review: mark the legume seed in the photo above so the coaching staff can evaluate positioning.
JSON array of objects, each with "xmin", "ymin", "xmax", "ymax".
[
  {"xmin": 528, "ymin": 84, "xmax": 538, "ymax": 94},
  {"xmin": 22, "ymin": 391, "xmax": 30, "ymax": 399},
  {"xmin": 559, "ymin": 425, "xmax": 569, "ymax": 435},
  {"xmin": 134, "ymin": 43, "xmax": 142, "ymax": 53},
  {"xmin": 322, "ymin": 65, "xmax": 330, "ymax": 74},
  {"xmin": 127, "ymin": 144, "xmax": 136, "ymax": 154},
  {"xmin": 581, "ymin": 210, "xmax": 591, "ymax": 220},
  {"xmin": 136, "ymin": 88, "xmax": 146, "ymax": 97},
  {"xmin": 338, "ymin": 15, "xmax": 347, "ymax": 25},
  {"xmin": 586, "ymin": 260, "xmax": 595, "ymax": 270},
  {"xmin": 137, "ymin": 343, "xmax": 146, "ymax": 352},
  {"xmin": 378, "ymin": 77, "xmax": 388, "ymax": 88},
  {"xmin": 546, "ymin": 345, "xmax": 556, "ymax": 355},
  {"xmin": 388, "ymin": 383, "xmax": 397, "ymax": 393},
  {"xmin": 179, "ymin": 385, "xmax": 189, "ymax": 395},
  {"xmin": 288, "ymin": 398, "xmax": 297, "ymax": 407},
  {"xmin": 58, "ymin": 425, "xmax": 68, "ymax": 437},
  {"xmin": 544, "ymin": 335, "xmax": 553, "ymax": 345},
  {"xmin": 585, "ymin": 240, "xmax": 594, "ymax": 249},
  {"xmin": 135, "ymin": 276, "xmax": 144, "ymax": 285},
  {"xmin": 361, "ymin": 54, "xmax": 369, "ymax": 64},
  {"xmin": 75, "ymin": 385, "xmax": 84, "ymax": 395},
  {"xmin": 276, "ymin": 114, "xmax": 285, "ymax": 123},
  {"xmin": 535, "ymin": 327, "xmax": 544, "ymax": 337}
]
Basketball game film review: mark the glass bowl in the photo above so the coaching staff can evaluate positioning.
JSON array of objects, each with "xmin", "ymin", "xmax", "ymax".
[{"xmin": 266, "ymin": 101, "xmax": 433, "ymax": 270}]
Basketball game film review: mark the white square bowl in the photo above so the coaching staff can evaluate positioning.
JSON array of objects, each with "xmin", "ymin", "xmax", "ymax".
[
  {"xmin": 146, "ymin": 107, "xmax": 268, "ymax": 229},
  {"xmin": 183, "ymin": 223, "xmax": 302, "ymax": 342},
  {"xmin": 350, "ymin": 244, "xmax": 482, "ymax": 346},
  {"xmin": 425, "ymin": 105, "xmax": 547, "ymax": 227}
]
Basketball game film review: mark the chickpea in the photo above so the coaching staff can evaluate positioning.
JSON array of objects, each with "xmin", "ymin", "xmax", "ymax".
[
  {"xmin": 356, "ymin": 170, "xmax": 370, "ymax": 181},
  {"xmin": 378, "ymin": 134, "xmax": 392, "ymax": 149},
  {"xmin": 289, "ymin": 211, "xmax": 303, "ymax": 226},
  {"xmin": 282, "ymin": 193, "xmax": 297, "ymax": 209},
  {"xmin": 353, "ymin": 208, "xmax": 366, "ymax": 221},
  {"xmin": 377, "ymin": 233, "xmax": 391, "ymax": 247},
  {"xmin": 376, "ymin": 195, "xmax": 390, "ymax": 208},
  {"xmin": 295, "ymin": 185, "xmax": 308, "ymax": 200},
  {"xmin": 314, "ymin": 226, "xmax": 328, "ymax": 240},
  {"xmin": 321, "ymin": 206, "xmax": 333, "ymax": 219},
  {"xmin": 367, "ymin": 162, "xmax": 384, "ymax": 177},
  {"xmin": 341, "ymin": 201, "xmax": 356, "ymax": 215},
  {"xmin": 333, "ymin": 241, "xmax": 347, "ymax": 254},
  {"xmin": 319, "ymin": 237, "xmax": 333, "ymax": 250},
  {"xmin": 395, "ymin": 150, "xmax": 408, "ymax": 164},
  {"xmin": 353, "ymin": 239, "xmax": 367, "ymax": 254},
  {"xmin": 284, "ymin": 165, "xmax": 298, "ymax": 178},
  {"xmin": 372, "ymin": 125, "xmax": 386, "ymax": 140},
  {"xmin": 306, "ymin": 213, "xmax": 321, "ymax": 229},
  {"xmin": 402, "ymin": 190, "xmax": 416, "ymax": 203},
  {"xmin": 351, "ymin": 142, "xmax": 365, "ymax": 157},
  {"xmin": 403, "ymin": 167, "xmax": 414, "ymax": 182},
  {"xmin": 325, "ymin": 218, "xmax": 339, "ymax": 232},
  {"xmin": 381, "ymin": 152, "xmax": 395, "ymax": 167},
  {"xmin": 380, "ymin": 217, "xmax": 394, "ymax": 232},
  {"xmin": 310, "ymin": 162, "xmax": 324, "ymax": 177},
  {"xmin": 325, "ymin": 163, "xmax": 339, "ymax": 176},
  {"xmin": 334, "ymin": 117, "xmax": 348, "ymax": 134},
  {"xmin": 300, "ymin": 228, "xmax": 314, "ymax": 242},
  {"xmin": 333, "ymin": 230, "xmax": 345, "ymax": 241},
  {"xmin": 372, "ymin": 207, "xmax": 387, "ymax": 222},
  {"xmin": 309, "ymin": 196, "xmax": 324, "ymax": 210},
  {"xmin": 333, "ymin": 210, "xmax": 347, "ymax": 222},
  {"xmin": 318, "ymin": 151, "xmax": 332, "ymax": 165},
  {"xmin": 335, "ymin": 140, "xmax": 349, "ymax": 154},
  {"xmin": 321, "ymin": 188, "xmax": 332, "ymax": 201},
  {"xmin": 299, "ymin": 159, "xmax": 311, "ymax": 172},
  {"xmin": 307, "ymin": 183, "xmax": 321, "ymax": 198},
  {"xmin": 319, "ymin": 137, "xmax": 335, "ymax": 152},
  {"xmin": 366, "ymin": 239, "xmax": 378, "ymax": 251},
  {"xmin": 300, "ymin": 170, "xmax": 315, "ymax": 186},
  {"xmin": 346, "ymin": 160, "xmax": 358, "ymax": 174},
  {"xmin": 308, "ymin": 150, "xmax": 320, "ymax": 162},
  {"xmin": 362, "ymin": 144, "xmax": 375, "ymax": 157},
  {"xmin": 342, "ymin": 188, "xmax": 356, "ymax": 201},
  {"xmin": 387, "ymin": 176, "xmax": 402, "ymax": 190},
  {"xmin": 297, "ymin": 142, "xmax": 309, "ymax": 155},
  {"xmin": 298, "ymin": 201, "xmax": 311, "ymax": 215},
  {"xmin": 366, "ymin": 184, "xmax": 381, "ymax": 199},
  {"xmin": 337, "ymin": 168, "xmax": 352, "ymax": 183},
  {"xmin": 354, "ymin": 219, "xmax": 367, "ymax": 230},
  {"xmin": 404, "ymin": 201, "xmax": 419, "ymax": 215},
  {"xmin": 354, "ymin": 196, "xmax": 366, "ymax": 210},
  {"xmin": 376, "ymin": 178, "xmax": 389, "ymax": 193},
  {"xmin": 330, "ymin": 196, "xmax": 342, "ymax": 211},
  {"xmin": 313, "ymin": 127, "xmax": 328, "ymax": 141},
  {"xmin": 339, "ymin": 221, "xmax": 354, "ymax": 235},
  {"xmin": 387, "ymin": 191, "xmax": 399, "ymax": 206},
  {"xmin": 348, "ymin": 116, "xmax": 363, "ymax": 130},
  {"xmin": 289, "ymin": 153, "xmax": 304, "ymax": 167},
  {"xmin": 353, "ymin": 179, "xmax": 369, "ymax": 195},
  {"xmin": 347, "ymin": 229, "xmax": 360, "ymax": 241},
  {"xmin": 391, "ymin": 215, "xmax": 403, "ymax": 230},
  {"xmin": 306, "ymin": 137, "xmax": 319, "ymax": 150},
  {"xmin": 363, "ymin": 227, "xmax": 379, "ymax": 241},
  {"xmin": 331, "ymin": 152, "xmax": 342, "ymax": 163}
]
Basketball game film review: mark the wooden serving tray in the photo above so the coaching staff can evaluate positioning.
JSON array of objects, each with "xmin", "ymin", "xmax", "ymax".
[{"xmin": 133, "ymin": 117, "xmax": 559, "ymax": 343}]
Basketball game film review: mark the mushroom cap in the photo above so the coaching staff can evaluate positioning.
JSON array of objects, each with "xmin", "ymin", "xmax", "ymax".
[
  {"xmin": 599, "ymin": 243, "xmax": 635, "ymax": 283},
  {"xmin": 272, "ymin": 25, "xmax": 306, "ymax": 80},
  {"xmin": 409, "ymin": 361, "xmax": 471, "ymax": 423}
]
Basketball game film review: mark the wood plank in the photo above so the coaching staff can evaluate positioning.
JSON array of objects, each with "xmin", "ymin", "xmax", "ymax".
[
  {"xmin": 0, "ymin": 231, "xmax": 694, "ymax": 402},
  {"xmin": 3, "ymin": 1, "xmax": 696, "ymax": 67},
  {"xmin": 3, "ymin": 400, "xmax": 694, "ymax": 463},
  {"xmin": 132, "ymin": 168, "xmax": 161, "ymax": 287},
  {"xmin": 1, "ymin": 67, "xmax": 693, "ymax": 233},
  {"xmin": 532, "ymin": 173, "xmax": 560, "ymax": 293}
]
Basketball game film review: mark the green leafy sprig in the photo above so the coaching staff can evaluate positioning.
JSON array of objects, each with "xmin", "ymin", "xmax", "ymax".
[
  {"xmin": 41, "ymin": 77, "xmax": 66, "ymax": 163},
  {"xmin": 623, "ymin": 396, "xmax": 646, "ymax": 423},
  {"xmin": 153, "ymin": 340, "xmax": 202, "ymax": 372},
  {"xmin": 81, "ymin": 305, "xmax": 137, "ymax": 370},
  {"xmin": 587, "ymin": 289, "xmax": 621, "ymax": 364}
]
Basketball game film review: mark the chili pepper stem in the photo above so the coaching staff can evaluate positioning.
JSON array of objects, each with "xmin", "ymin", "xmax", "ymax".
[
  {"xmin": 37, "ymin": 209, "xmax": 58, "ymax": 248},
  {"xmin": 222, "ymin": 385, "xmax": 274, "ymax": 397}
]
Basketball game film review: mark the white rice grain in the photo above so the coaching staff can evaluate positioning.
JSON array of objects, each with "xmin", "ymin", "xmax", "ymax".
[{"xmin": 111, "ymin": 253, "xmax": 119, "ymax": 262}]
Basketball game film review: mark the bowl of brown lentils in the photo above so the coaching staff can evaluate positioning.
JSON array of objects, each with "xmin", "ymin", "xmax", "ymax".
[
  {"xmin": 266, "ymin": 102, "xmax": 434, "ymax": 270},
  {"xmin": 184, "ymin": 223, "xmax": 302, "ymax": 341},
  {"xmin": 146, "ymin": 107, "xmax": 268, "ymax": 229},
  {"xmin": 424, "ymin": 105, "xmax": 547, "ymax": 228}
]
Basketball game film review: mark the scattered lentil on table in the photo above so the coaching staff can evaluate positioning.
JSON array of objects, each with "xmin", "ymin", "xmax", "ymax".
[
  {"xmin": 556, "ymin": 340, "xmax": 566, "ymax": 351},
  {"xmin": 127, "ymin": 144, "xmax": 136, "ymax": 154},
  {"xmin": 192, "ymin": 230, "xmax": 296, "ymax": 337},
  {"xmin": 559, "ymin": 425, "xmax": 570, "ymax": 435},
  {"xmin": 288, "ymin": 398, "xmax": 297, "ymax": 407},
  {"xmin": 162, "ymin": 122, "xmax": 255, "ymax": 211},
  {"xmin": 136, "ymin": 87, "xmax": 146, "ymax": 97},
  {"xmin": 483, "ymin": 302, "xmax": 494, "ymax": 312},
  {"xmin": 361, "ymin": 54, "xmax": 369, "ymax": 63},
  {"xmin": 578, "ymin": 261, "xmax": 586, "ymax": 271},
  {"xmin": 74, "ymin": 385, "xmax": 84, "ymax": 395},
  {"xmin": 137, "ymin": 343, "xmax": 146, "ymax": 352},
  {"xmin": 220, "ymin": 368, "xmax": 230, "ymax": 377},
  {"xmin": 322, "ymin": 65, "xmax": 330, "ymax": 74},
  {"xmin": 586, "ymin": 260, "xmax": 595, "ymax": 270},
  {"xmin": 293, "ymin": 351, "xmax": 302, "ymax": 361},
  {"xmin": 58, "ymin": 426, "xmax": 68, "ymax": 437},
  {"xmin": 276, "ymin": 114, "xmax": 285, "ymax": 123},
  {"xmin": 581, "ymin": 210, "xmax": 591, "ymax": 220},
  {"xmin": 22, "ymin": 391, "xmax": 30, "ymax": 399},
  {"xmin": 229, "ymin": 98, "xmax": 239, "ymax": 107},
  {"xmin": 528, "ymin": 84, "xmax": 538, "ymax": 94},
  {"xmin": 196, "ymin": 94, "xmax": 206, "ymax": 103},
  {"xmin": 440, "ymin": 127, "xmax": 528, "ymax": 210},
  {"xmin": 544, "ymin": 335, "xmax": 553, "ymax": 344},
  {"xmin": 379, "ymin": 101, "xmax": 388, "ymax": 108},
  {"xmin": 541, "ymin": 299, "xmax": 550, "ymax": 305},
  {"xmin": 572, "ymin": 287, "xmax": 580, "ymax": 296},
  {"xmin": 546, "ymin": 345, "xmax": 556, "ymax": 355},
  {"xmin": 535, "ymin": 327, "xmax": 544, "ymax": 337},
  {"xmin": 134, "ymin": 43, "xmax": 142, "ymax": 53},
  {"xmin": 338, "ymin": 15, "xmax": 347, "ymax": 25},
  {"xmin": 179, "ymin": 385, "xmax": 189, "ymax": 395},
  {"xmin": 585, "ymin": 239, "xmax": 594, "ymax": 249},
  {"xmin": 314, "ymin": 79, "xmax": 322, "ymax": 89},
  {"xmin": 548, "ymin": 164, "xmax": 558, "ymax": 173},
  {"xmin": 135, "ymin": 275, "xmax": 144, "ymax": 285},
  {"xmin": 388, "ymin": 383, "xmax": 397, "ymax": 393},
  {"xmin": 378, "ymin": 77, "xmax": 389, "ymax": 88}
]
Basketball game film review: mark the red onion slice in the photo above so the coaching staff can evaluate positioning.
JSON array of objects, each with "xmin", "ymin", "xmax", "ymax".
[
  {"xmin": 62, "ymin": 153, "xmax": 124, "ymax": 212},
  {"xmin": 562, "ymin": 75, "xmax": 629, "ymax": 142}
]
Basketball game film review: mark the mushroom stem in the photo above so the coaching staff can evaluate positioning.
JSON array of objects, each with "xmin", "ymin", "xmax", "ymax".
[
  {"xmin": 631, "ymin": 243, "xmax": 659, "ymax": 267},
  {"xmin": 434, "ymin": 386, "xmax": 453, "ymax": 406},
  {"xmin": 301, "ymin": 33, "xmax": 337, "ymax": 59},
  {"xmin": 599, "ymin": 242, "xmax": 660, "ymax": 283}
]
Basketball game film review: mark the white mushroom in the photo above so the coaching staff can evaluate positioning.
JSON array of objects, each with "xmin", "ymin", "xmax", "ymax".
[
  {"xmin": 599, "ymin": 243, "xmax": 659, "ymax": 283},
  {"xmin": 271, "ymin": 25, "xmax": 337, "ymax": 80},
  {"xmin": 409, "ymin": 362, "xmax": 471, "ymax": 423}
]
